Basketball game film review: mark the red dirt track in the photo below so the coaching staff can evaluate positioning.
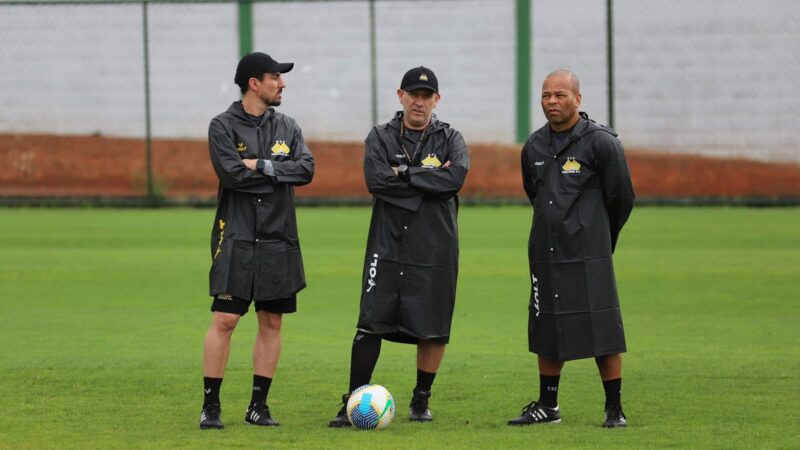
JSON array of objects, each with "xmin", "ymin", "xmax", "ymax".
[{"xmin": 1, "ymin": 133, "xmax": 799, "ymax": 200}]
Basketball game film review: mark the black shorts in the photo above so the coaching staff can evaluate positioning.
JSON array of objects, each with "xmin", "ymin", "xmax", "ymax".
[{"xmin": 211, "ymin": 295, "xmax": 297, "ymax": 316}]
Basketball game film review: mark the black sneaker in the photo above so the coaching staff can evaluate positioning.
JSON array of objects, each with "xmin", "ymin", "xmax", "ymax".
[
  {"xmin": 409, "ymin": 388, "xmax": 432, "ymax": 422},
  {"xmin": 602, "ymin": 405, "xmax": 627, "ymax": 428},
  {"xmin": 245, "ymin": 402, "xmax": 279, "ymax": 426},
  {"xmin": 328, "ymin": 393, "xmax": 352, "ymax": 428},
  {"xmin": 507, "ymin": 401, "xmax": 561, "ymax": 425},
  {"xmin": 199, "ymin": 403, "xmax": 223, "ymax": 430}
]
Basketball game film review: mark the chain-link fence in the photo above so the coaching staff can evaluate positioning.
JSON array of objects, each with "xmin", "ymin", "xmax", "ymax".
[{"xmin": 1, "ymin": 0, "xmax": 798, "ymax": 201}]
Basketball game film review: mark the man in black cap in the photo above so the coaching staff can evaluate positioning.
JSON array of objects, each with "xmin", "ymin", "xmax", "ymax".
[
  {"xmin": 507, "ymin": 69, "xmax": 634, "ymax": 428},
  {"xmin": 199, "ymin": 52, "xmax": 314, "ymax": 430},
  {"xmin": 328, "ymin": 66, "xmax": 469, "ymax": 427}
]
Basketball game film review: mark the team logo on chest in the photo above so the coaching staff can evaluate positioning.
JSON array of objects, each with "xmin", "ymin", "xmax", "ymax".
[
  {"xmin": 237, "ymin": 142, "xmax": 247, "ymax": 153},
  {"xmin": 561, "ymin": 157, "xmax": 581, "ymax": 174},
  {"xmin": 421, "ymin": 153, "xmax": 442, "ymax": 168},
  {"xmin": 271, "ymin": 140, "xmax": 291, "ymax": 156}
]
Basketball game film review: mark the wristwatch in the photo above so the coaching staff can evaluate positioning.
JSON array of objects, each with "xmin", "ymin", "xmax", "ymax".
[
  {"xmin": 397, "ymin": 164, "xmax": 409, "ymax": 181},
  {"xmin": 256, "ymin": 159, "xmax": 266, "ymax": 174},
  {"xmin": 397, "ymin": 164, "xmax": 410, "ymax": 181}
]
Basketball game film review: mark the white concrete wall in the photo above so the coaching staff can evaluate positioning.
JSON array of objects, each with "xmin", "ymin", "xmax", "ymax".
[
  {"xmin": 252, "ymin": 1, "xmax": 374, "ymax": 140},
  {"xmin": 148, "ymin": 3, "xmax": 239, "ymax": 138},
  {"xmin": 612, "ymin": 0, "xmax": 800, "ymax": 161},
  {"xmin": 0, "ymin": 0, "xmax": 797, "ymax": 161},
  {"xmin": 0, "ymin": 4, "xmax": 146, "ymax": 136}
]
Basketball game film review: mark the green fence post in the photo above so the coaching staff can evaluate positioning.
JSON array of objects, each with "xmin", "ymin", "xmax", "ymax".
[
  {"xmin": 369, "ymin": 0, "xmax": 378, "ymax": 127},
  {"xmin": 606, "ymin": 0, "xmax": 615, "ymax": 129},
  {"xmin": 142, "ymin": 0, "xmax": 154, "ymax": 200},
  {"xmin": 239, "ymin": 0, "xmax": 253, "ymax": 57},
  {"xmin": 516, "ymin": 0, "xmax": 531, "ymax": 143}
]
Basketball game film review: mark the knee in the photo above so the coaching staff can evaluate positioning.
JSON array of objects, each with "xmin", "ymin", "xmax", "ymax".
[
  {"xmin": 212, "ymin": 312, "xmax": 240, "ymax": 333},
  {"xmin": 259, "ymin": 312, "xmax": 283, "ymax": 333}
]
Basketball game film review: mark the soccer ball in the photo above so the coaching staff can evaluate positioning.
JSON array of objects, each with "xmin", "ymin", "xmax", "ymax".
[{"xmin": 346, "ymin": 384, "xmax": 395, "ymax": 430}]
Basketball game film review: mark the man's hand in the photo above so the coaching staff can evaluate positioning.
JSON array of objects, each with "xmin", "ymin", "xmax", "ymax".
[
  {"xmin": 443, "ymin": 161, "xmax": 451, "ymax": 168},
  {"xmin": 243, "ymin": 159, "xmax": 258, "ymax": 171},
  {"xmin": 392, "ymin": 167, "xmax": 400, "ymax": 176}
]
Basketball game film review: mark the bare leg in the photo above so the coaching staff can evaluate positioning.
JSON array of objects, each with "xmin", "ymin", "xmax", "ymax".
[
  {"xmin": 595, "ymin": 354, "xmax": 622, "ymax": 381},
  {"xmin": 253, "ymin": 311, "xmax": 283, "ymax": 377},
  {"xmin": 203, "ymin": 311, "xmax": 241, "ymax": 377},
  {"xmin": 537, "ymin": 356, "xmax": 565, "ymax": 376},
  {"xmin": 417, "ymin": 341, "xmax": 446, "ymax": 373}
]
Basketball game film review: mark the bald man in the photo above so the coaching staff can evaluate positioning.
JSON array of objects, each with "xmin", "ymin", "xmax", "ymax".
[{"xmin": 508, "ymin": 70, "xmax": 635, "ymax": 427}]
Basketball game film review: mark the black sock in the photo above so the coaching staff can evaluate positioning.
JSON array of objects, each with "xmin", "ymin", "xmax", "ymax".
[
  {"xmin": 203, "ymin": 377, "xmax": 223, "ymax": 407},
  {"xmin": 348, "ymin": 331, "xmax": 382, "ymax": 392},
  {"xmin": 415, "ymin": 369, "xmax": 436, "ymax": 392},
  {"xmin": 251, "ymin": 375, "xmax": 272, "ymax": 405},
  {"xmin": 603, "ymin": 378, "xmax": 622, "ymax": 408},
  {"xmin": 538, "ymin": 375, "xmax": 560, "ymax": 408}
]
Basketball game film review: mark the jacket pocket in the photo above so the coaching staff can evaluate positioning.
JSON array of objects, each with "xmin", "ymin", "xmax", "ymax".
[
  {"xmin": 228, "ymin": 240, "xmax": 255, "ymax": 299},
  {"xmin": 253, "ymin": 241, "xmax": 306, "ymax": 300}
]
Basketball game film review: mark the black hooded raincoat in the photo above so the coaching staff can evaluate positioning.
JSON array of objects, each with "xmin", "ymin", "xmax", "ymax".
[
  {"xmin": 208, "ymin": 101, "xmax": 314, "ymax": 301},
  {"xmin": 522, "ymin": 112, "xmax": 634, "ymax": 360},
  {"xmin": 357, "ymin": 112, "xmax": 469, "ymax": 344}
]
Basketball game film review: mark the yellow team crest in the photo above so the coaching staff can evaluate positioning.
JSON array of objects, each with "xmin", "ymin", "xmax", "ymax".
[
  {"xmin": 421, "ymin": 153, "xmax": 442, "ymax": 169},
  {"xmin": 420, "ymin": 73, "xmax": 429, "ymax": 81},
  {"xmin": 561, "ymin": 157, "xmax": 581, "ymax": 174},
  {"xmin": 271, "ymin": 140, "xmax": 291, "ymax": 156},
  {"xmin": 236, "ymin": 142, "xmax": 247, "ymax": 153}
]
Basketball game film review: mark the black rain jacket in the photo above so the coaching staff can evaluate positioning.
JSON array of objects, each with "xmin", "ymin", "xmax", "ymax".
[
  {"xmin": 208, "ymin": 101, "xmax": 314, "ymax": 301},
  {"xmin": 522, "ymin": 112, "xmax": 634, "ymax": 360},
  {"xmin": 357, "ymin": 112, "xmax": 469, "ymax": 344}
]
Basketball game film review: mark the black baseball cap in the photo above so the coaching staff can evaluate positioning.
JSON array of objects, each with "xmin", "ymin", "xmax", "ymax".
[
  {"xmin": 234, "ymin": 52, "xmax": 294, "ymax": 87},
  {"xmin": 400, "ymin": 66, "xmax": 438, "ymax": 93}
]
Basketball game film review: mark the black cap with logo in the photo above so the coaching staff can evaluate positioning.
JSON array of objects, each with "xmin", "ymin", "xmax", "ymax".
[
  {"xmin": 400, "ymin": 66, "xmax": 438, "ymax": 93},
  {"xmin": 234, "ymin": 52, "xmax": 294, "ymax": 87}
]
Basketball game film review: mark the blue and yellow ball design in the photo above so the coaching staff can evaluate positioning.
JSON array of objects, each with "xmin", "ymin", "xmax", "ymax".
[{"xmin": 346, "ymin": 384, "xmax": 395, "ymax": 430}]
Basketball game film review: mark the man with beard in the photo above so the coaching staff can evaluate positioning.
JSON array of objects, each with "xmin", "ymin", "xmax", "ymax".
[
  {"xmin": 199, "ymin": 52, "xmax": 314, "ymax": 429},
  {"xmin": 329, "ymin": 66, "xmax": 469, "ymax": 426},
  {"xmin": 508, "ymin": 69, "xmax": 634, "ymax": 428}
]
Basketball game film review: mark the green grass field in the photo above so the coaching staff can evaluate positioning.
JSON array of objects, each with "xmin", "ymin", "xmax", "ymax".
[{"xmin": 1, "ymin": 206, "xmax": 798, "ymax": 449}]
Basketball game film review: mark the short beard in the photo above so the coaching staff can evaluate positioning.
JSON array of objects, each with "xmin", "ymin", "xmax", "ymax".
[{"xmin": 260, "ymin": 92, "xmax": 281, "ymax": 107}]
